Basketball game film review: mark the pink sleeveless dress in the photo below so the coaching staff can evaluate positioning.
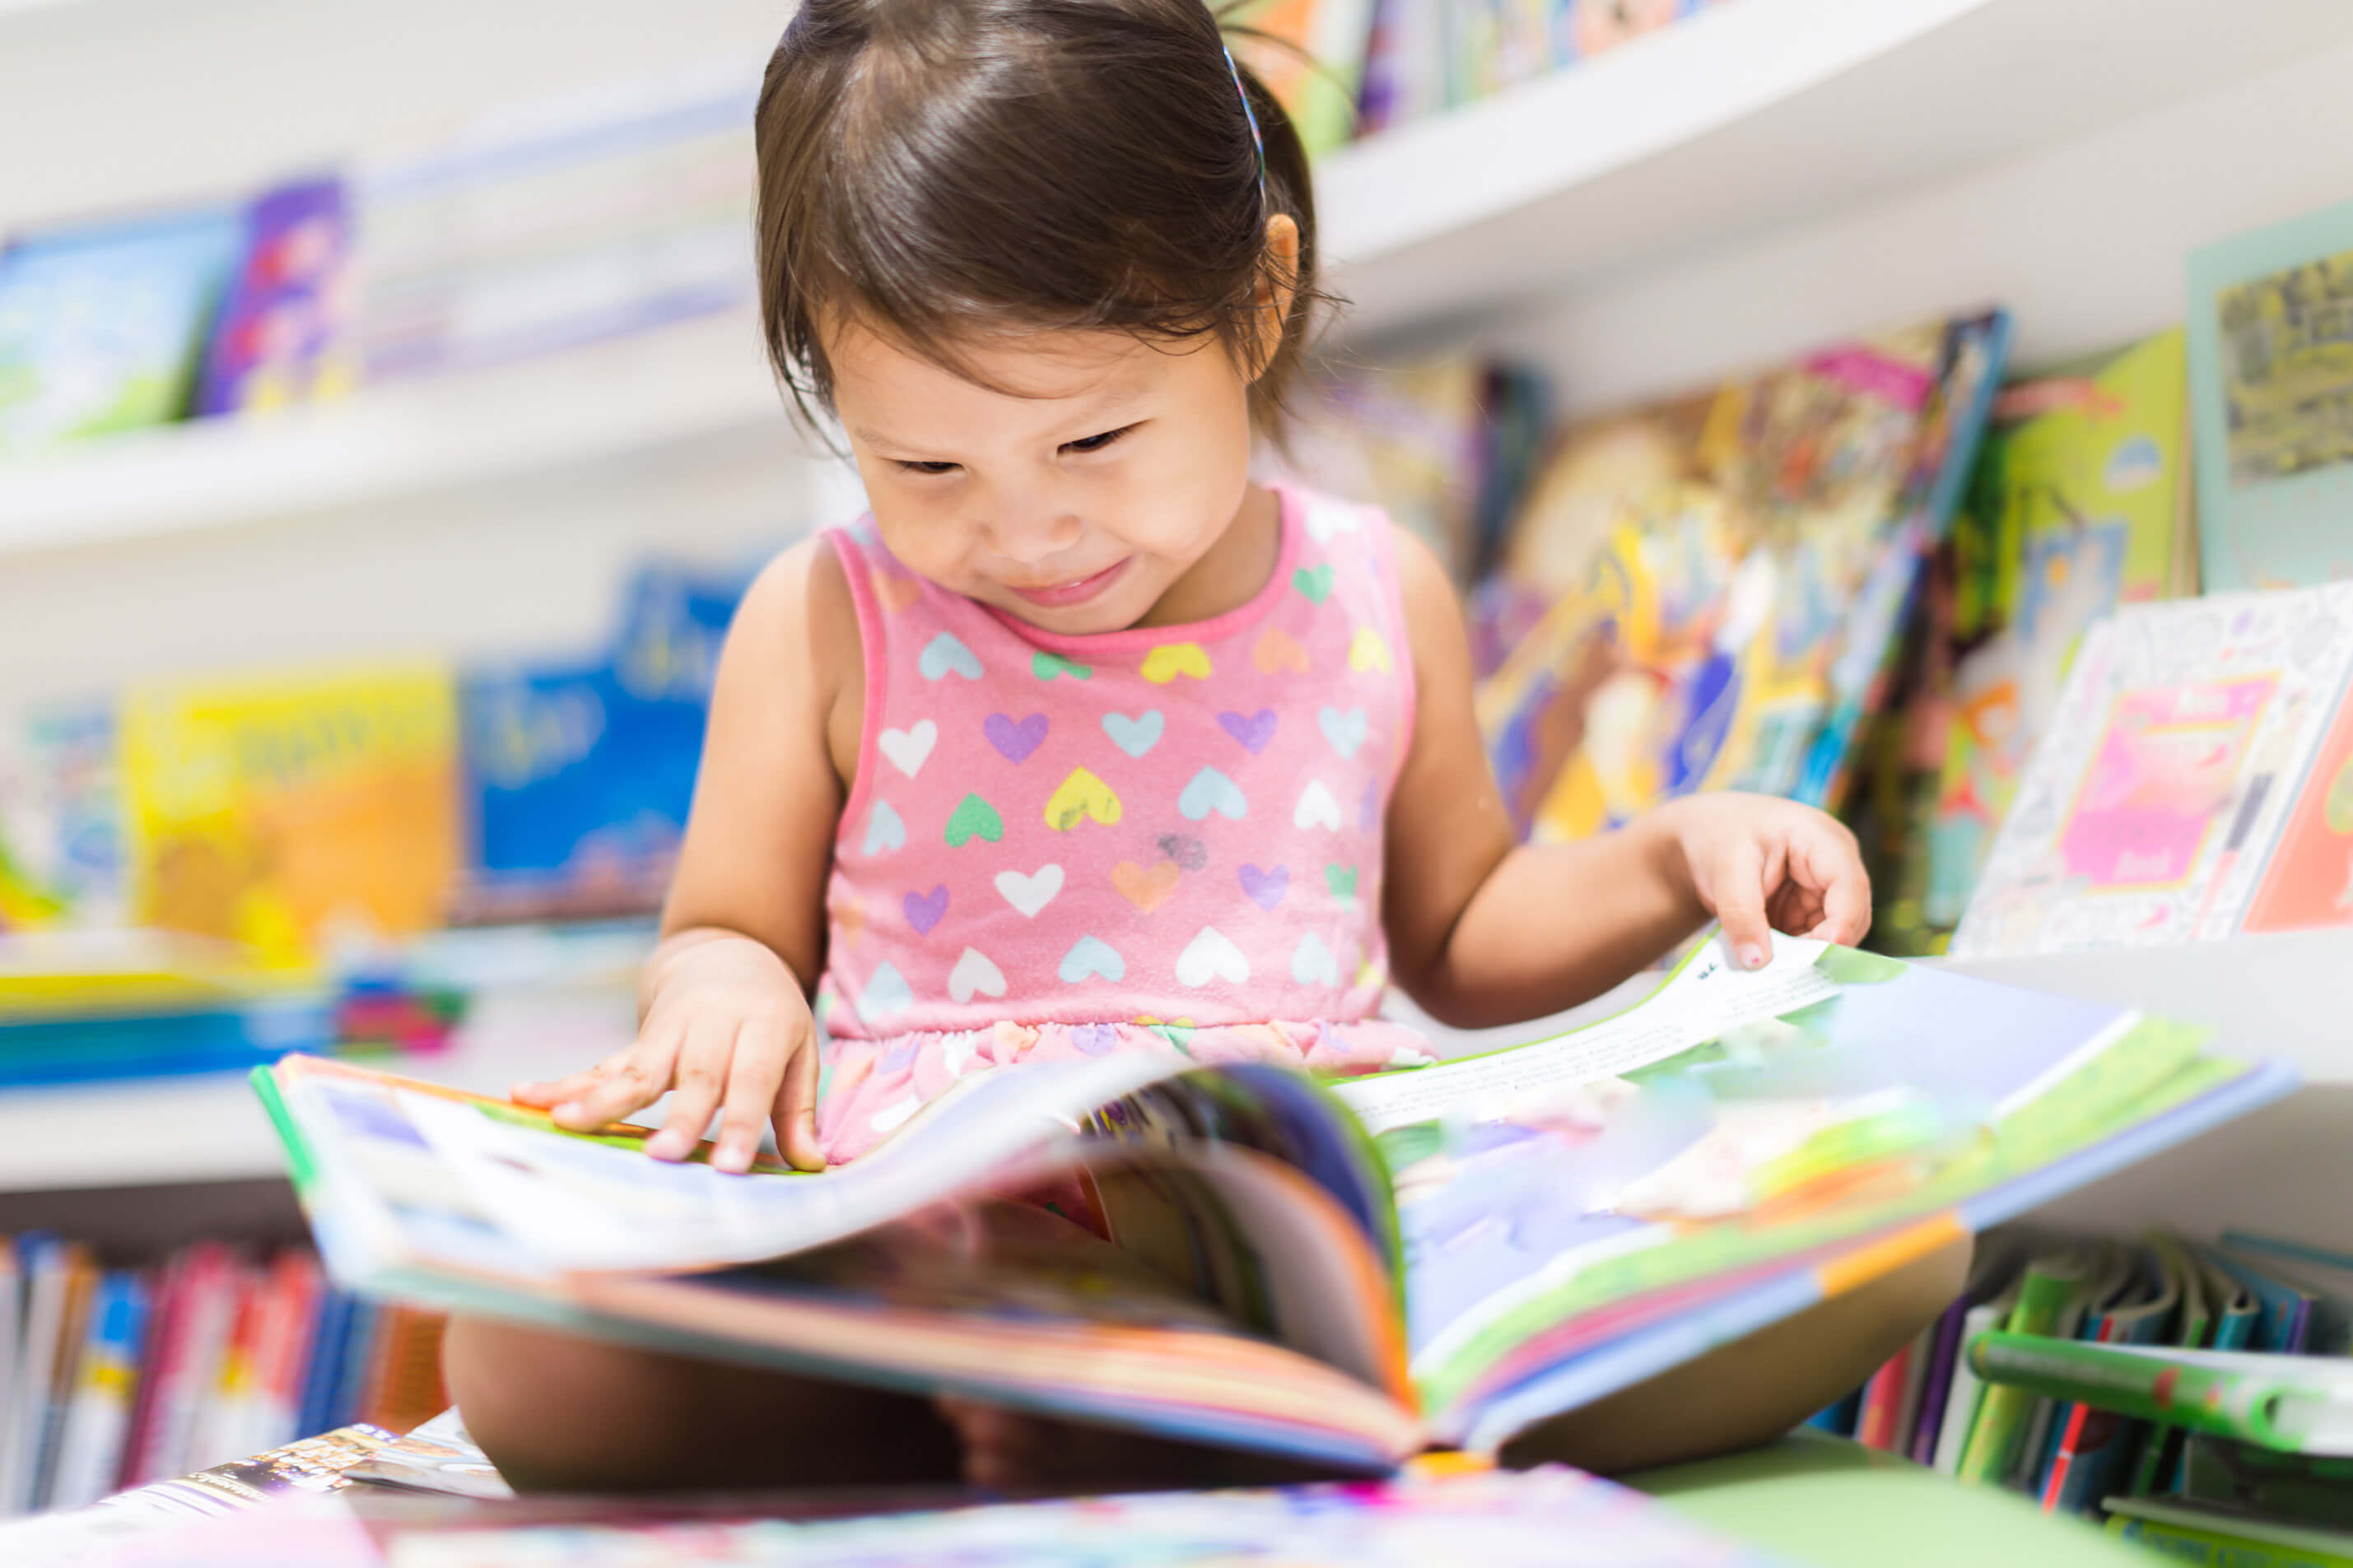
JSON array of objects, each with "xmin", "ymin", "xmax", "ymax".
[{"xmin": 812, "ymin": 482, "xmax": 1435, "ymax": 1162}]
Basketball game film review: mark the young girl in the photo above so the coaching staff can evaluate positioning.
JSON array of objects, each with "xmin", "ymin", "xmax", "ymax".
[{"xmin": 445, "ymin": 0, "xmax": 1966, "ymax": 1492}]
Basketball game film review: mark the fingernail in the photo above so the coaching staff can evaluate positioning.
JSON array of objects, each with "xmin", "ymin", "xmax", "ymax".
[
  {"xmin": 717, "ymin": 1141, "xmax": 752, "ymax": 1174},
  {"xmin": 645, "ymin": 1133, "xmax": 687, "ymax": 1161},
  {"xmin": 1738, "ymin": 944, "xmax": 1765, "ymax": 970},
  {"xmin": 552, "ymin": 1101, "xmax": 582, "ymax": 1122}
]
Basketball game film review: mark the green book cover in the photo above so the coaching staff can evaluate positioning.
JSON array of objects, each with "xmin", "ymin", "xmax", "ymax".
[
  {"xmin": 1956, "ymin": 1248, "xmax": 2100, "ymax": 1485},
  {"xmin": 1971, "ymin": 1335, "xmax": 2353, "ymax": 1455},
  {"xmin": 2106, "ymin": 1496, "xmax": 2353, "ymax": 1568}
]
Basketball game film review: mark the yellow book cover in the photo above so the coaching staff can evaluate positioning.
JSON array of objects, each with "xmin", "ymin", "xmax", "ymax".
[{"xmin": 121, "ymin": 667, "xmax": 460, "ymax": 965}]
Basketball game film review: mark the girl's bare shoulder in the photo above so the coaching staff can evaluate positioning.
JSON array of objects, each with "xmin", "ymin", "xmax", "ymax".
[{"xmin": 721, "ymin": 534, "xmax": 867, "ymax": 777}]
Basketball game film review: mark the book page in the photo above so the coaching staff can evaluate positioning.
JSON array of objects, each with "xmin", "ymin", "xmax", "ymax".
[{"xmin": 1330, "ymin": 934, "xmax": 1836, "ymax": 1138}]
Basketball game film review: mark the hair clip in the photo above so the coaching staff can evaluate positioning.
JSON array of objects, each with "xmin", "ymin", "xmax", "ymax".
[{"xmin": 1222, "ymin": 44, "xmax": 1265, "ymax": 180}]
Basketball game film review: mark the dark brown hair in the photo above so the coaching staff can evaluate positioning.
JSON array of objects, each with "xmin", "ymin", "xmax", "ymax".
[{"xmin": 753, "ymin": 0, "xmax": 1324, "ymax": 434}]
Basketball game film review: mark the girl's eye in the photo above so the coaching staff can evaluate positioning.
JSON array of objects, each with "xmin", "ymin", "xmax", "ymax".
[
  {"xmin": 1061, "ymin": 425, "xmax": 1133, "ymax": 455},
  {"xmin": 896, "ymin": 459, "xmax": 959, "ymax": 476}
]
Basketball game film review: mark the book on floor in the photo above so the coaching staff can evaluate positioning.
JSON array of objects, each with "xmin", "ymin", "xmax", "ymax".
[{"xmin": 254, "ymin": 931, "xmax": 2292, "ymax": 1470}]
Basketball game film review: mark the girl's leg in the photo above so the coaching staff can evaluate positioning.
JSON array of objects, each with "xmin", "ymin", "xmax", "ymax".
[
  {"xmin": 1500, "ymin": 1235, "xmax": 1973, "ymax": 1476},
  {"xmin": 442, "ymin": 1314, "xmax": 962, "ymax": 1493}
]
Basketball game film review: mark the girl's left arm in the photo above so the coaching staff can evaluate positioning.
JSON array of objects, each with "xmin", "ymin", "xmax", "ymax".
[{"xmin": 1381, "ymin": 528, "xmax": 1871, "ymax": 1030}]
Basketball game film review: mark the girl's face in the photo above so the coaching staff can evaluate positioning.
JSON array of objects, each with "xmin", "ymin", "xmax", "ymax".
[{"xmin": 825, "ymin": 317, "xmax": 1260, "ymax": 636}]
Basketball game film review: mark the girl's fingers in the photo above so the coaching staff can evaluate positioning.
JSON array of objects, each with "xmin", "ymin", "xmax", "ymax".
[
  {"xmin": 712, "ymin": 1015, "xmax": 790, "ymax": 1174},
  {"xmin": 553, "ymin": 1026, "xmax": 683, "ymax": 1131},
  {"xmin": 1706, "ymin": 837, "xmax": 1775, "ymax": 970},
  {"xmin": 647, "ymin": 1016, "xmax": 734, "ymax": 1161},
  {"xmin": 1798, "ymin": 825, "xmax": 1873, "ymax": 944},
  {"xmin": 775, "ymin": 1028, "xmax": 826, "ymax": 1172},
  {"xmin": 511, "ymin": 1047, "xmax": 634, "ymax": 1108}
]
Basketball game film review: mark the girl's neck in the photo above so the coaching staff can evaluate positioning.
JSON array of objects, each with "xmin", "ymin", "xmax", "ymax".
[{"xmin": 1127, "ymin": 482, "xmax": 1283, "ymax": 631}]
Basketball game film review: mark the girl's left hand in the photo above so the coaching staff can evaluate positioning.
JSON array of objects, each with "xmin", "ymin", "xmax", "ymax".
[{"xmin": 1657, "ymin": 793, "xmax": 1871, "ymax": 970}]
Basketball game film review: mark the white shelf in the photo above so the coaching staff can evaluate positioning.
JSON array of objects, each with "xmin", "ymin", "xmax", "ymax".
[
  {"xmin": 1321, "ymin": 0, "xmax": 2353, "ymax": 337},
  {"xmin": 11, "ymin": 0, "xmax": 2353, "ymax": 552},
  {"xmin": 0, "ymin": 310, "xmax": 794, "ymax": 555},
  {"xmin": 0, "ymin": 984, "xmax": 640, "ymax": 1193},
  {"xmin": 1936, "ymin": 928, "xmax": 2353, "ymax": 1088}
]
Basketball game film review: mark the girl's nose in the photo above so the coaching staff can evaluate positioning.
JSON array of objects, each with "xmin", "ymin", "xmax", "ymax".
[{"xmin": 978, "ymin": 503, "xmax": 1083, "ymax": 565}]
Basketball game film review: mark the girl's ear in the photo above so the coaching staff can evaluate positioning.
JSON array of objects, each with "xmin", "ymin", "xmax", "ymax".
[{"xmin": 1246, "ymin": 213, "xmax": 1302, "ymax": 381}]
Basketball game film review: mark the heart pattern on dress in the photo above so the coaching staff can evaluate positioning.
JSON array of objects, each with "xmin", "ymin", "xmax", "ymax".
[
  {"xmin": 1293, "ymin": 779, "xmax": 1344, "ymax": 831},
  {"xmin": 1139, "ymin": 642, "xmax": 1213, "ymax": 683},
  {"xmin": 902, "ymin": 884, "xmax": 949, "ymax": 935},
  {"xmin": 1237, "ymin": 863, "xmax": 1289, "ymax": 910},
  {"xmin": 1102, "ymin": 710, "xmax": 1163, "ymax": 758},
  {"xmin": 1058, "ymin": 936, "xmax": 1125, "ymax": 983},
  {"xmin": 1112, "ymin": 860, "xmax": 1181, "ymax": 913},
  {"xmin": 1178, "ymin": 767, "xmax": 1248, "ymax": 821},
  {"xmin": 994, "ymin": 864, "xmax": 1063, "ymax": 918},
  {"xmin": 879, "ymin": 719, "xmax": 938, "ymax": 778},
  {"xmin": 983, "ymin": 712, "xmax": 1049, "ymax": 763},
  {"xmin": 862, "ymin": 800, "xmax": 906, "ymax": 856},
  {"xmin": 1218, "ymin": 709, "xmax": 1279, "ymax": 755},
  {"xmin": 948, "ymin": 947, "xmax": 1006, "ymax": 1004},
  {"xmin": 1175, "ymin": 927, "xmax": 1250, "ymax": 987},
  {"xmin": 1317, "ymin": 706, "xmax": 1368, "ymax": 759},
  {"xmin": 858, "ymin": 961, "xmax": 915, "ymax": 1021},
  {"xmin": 1044, "ymin": 768, "xmax": 1122, "ymax": 830},
  {"xmin": 1290, "ymin": 933, "xmax": 1340, "ymax": 987},
  {"xmin": 919, "ymin": 632, "xmax": 983, "ymax": 681},
  {"xmin": 944, "ymin": 793, "xmax": 1004, "ymax": 846}
]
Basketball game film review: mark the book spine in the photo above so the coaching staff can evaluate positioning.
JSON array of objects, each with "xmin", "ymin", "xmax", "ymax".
[
  {"xmin": 1967, "ymin": 1334, "xmax": 2299, "ymax": 1451},
  {"xmin": 1958, "ymin": 1264, "xmax": 2084, "ymax": 1484},
  {"xmin": 1911, "ymin": 1296, "xmax": 1969, "ymax": 1465},
  {"xmin": 2107, "ymin": 1512, "xmax": 2353, "ymax": 1568},
  {"xmin": 1857, "ymin": 1341, "xmax": 1913, "ymax": 1450}
]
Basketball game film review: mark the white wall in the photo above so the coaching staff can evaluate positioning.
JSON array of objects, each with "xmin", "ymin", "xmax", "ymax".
[{"xmin": 1505, "ymin": 28, "xmax": 2353, "ymax": 414}]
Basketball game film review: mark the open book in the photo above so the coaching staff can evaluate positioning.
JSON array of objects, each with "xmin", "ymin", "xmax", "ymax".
[{"xmin": 254, "ymin": 934, "xmax": 2294, "ymax": 1468}]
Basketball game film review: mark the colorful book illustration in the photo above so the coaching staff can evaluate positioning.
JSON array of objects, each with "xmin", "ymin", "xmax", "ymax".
[
  {"xmin": 1926, "ymin": 331, "xmax": 2196, "ymax": 930},
  {"xmin": 256, "ymin": 930, "xmax": 2288, "ymax": 1470},
  {"xmin": 2188, "ymin": 195, "xmax": 2353, "ymax": 592},
  {"xmin": 0, "ymin": 203, "xmax": 244, "ymax": 453},
  {"xmin": 0, "ymin": 704, "xmax": 123, "ymax": 933},
  {"xmin": 457, "ymin": 562, "xmax": 746, "ymax": 925},
  {"xmin": 1973, "ymin": 1335, "xmax": 2353, "ymax": 1456},
  {"xmin": 119, "ymin": 664, "xmax": 462, "ymax": 965},
  {"xmin": 1475, "ymin": 311, "xmax": 2009, "ymax": 843},
  {"xmin": 193, "ymin": 175, "xmax": 357, "ymax": 417},
  {"xmin": 1228, "ymin": 0, "xmax": 1380, "ymax": 159},
  {"xmin": 2106, "ymin": 1496, "xmax": 2353, "ymax": 1568},
  {"xmin": 2238, "ymin": 659, "xmax": 2353, "ymax": 934},
  {"xmin": 1951, "ymin": 584, "xmax": 2353, "ymax": 957}
]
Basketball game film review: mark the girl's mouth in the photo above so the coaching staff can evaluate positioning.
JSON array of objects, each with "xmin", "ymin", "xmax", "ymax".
[{"xmin": 1004, "ymin": 557, "xmax": 1131, "ymax": 609}]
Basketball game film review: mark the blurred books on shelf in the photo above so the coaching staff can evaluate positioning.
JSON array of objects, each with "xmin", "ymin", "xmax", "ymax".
[
  {"xmin": 0, "ymin": 61, "xmax": 760, "ymax": 467},
  {"xmin": 0, "ymin": 1235, "xmax": 446, "ymax": 1520},
  {"xmin": 351, "ymin": 61, "xmax": 757, "ymax": 383},
  {"xmin": 1278, "ymin": 355, "xmax": 1550, "ymax": 589},
  {"xmin": 2188, "ymin": 194, "xmax": 2353, "ymax": 593},
  {"xmin": 0, "ymin": 205, "xmax": 245, "ymax": 455},
  {"xmin": 1471, "ymin": 309, "xmax": 2010, "ymax": 842},
  {"xmin": 1828, "ymin": 1220, "xmax": 2353, "ymax": 1556},
  {"xmin": 1950, "ymin": 584, "xmax": 2353, "ymax": 959}
]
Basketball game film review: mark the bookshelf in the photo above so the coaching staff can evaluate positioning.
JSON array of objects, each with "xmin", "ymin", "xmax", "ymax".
[
  {"xmin": 0, "ymin": 987, "xmax": 638, "ymax": 1194},
  {"xmin": 0, "ymin": 311, "xmax": 791, "ymax": 555},
  {"xmin": 12, "ymin": 0, "xmax": 2353, "ymax": 556}
]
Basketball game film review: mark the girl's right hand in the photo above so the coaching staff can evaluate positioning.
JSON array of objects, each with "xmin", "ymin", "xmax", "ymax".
[{"xmin": 509, "ymin": 934, "xmax": 826, "ymax": 1174}]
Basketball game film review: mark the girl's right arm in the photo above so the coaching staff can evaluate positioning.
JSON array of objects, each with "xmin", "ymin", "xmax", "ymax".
[{"xmin": 510, "ymin": 537, "xmax": 864, "ymax": 1172}]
